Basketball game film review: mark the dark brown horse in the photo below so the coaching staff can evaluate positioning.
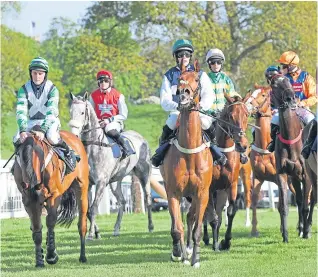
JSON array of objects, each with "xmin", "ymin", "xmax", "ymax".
[
  {"xmin": 248, "ymin": 84, "xmax": 296, "ymax": 236},
  {"xmin": 198, "ymin": 94, "xmax": 250, "ymax": 251},
  {"xmin": 160, "ymin": 60, "xmax": 213, "ymax": 268},
  {"xmin": 270, "ymin": 75, "xmax": 313, "ymax": 241},
  {"xmin": 12, "ymin": 129, "xmax": 89, "ymax": 267}
]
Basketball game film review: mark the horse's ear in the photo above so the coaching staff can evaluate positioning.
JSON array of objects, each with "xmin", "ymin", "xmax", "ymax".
[
  {"xmin": 83, "ymin": 91, "xmax": 89, "ymax": 101},
  {"xmin": 224, "ymin": 91, "xmax": 233, "ymax": 104},
  {"xmin": 181, "ymin": 59, "xmax": 186, "ymax": 73},
  {"xmin": 254, "ymin": 83, "xmax": 260, "ymax": 89},
  {"xmin": 194, "ymin": 59, "xmax": 200, "ymax": 72},
  {"xmin": 243, "ymin": 92, "xmax": 252, "ymax": 103},
  {"xmin": 70, "ymin": 92, "xmax": 76, "ymax": 101}
]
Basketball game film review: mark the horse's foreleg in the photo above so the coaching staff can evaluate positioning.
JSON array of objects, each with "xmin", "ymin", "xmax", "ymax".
[
  {"xmin": 214, "ymin": 190, "xmax": 227, "ymax": 245},
  {"xmin": 251, "ymin": 178, "xmax": 262, "ymax": 237},
  {"xmin": 186, "ymin": 201, "xmax": 195, "ymax": 257},
  {"xmin": 24, "ymin": 198, "xmax": 44, "ymax": 267},
  {"xmin": 301, "ymin": 171, "xmax": 313, "ymax": 239},
  {"xmin": 87, "ymin": 180, "xmax": 106, "ymax": 240},
  {"xmin": 277, "ymin": 173, "xmax": 289, "ymax": 243},
  {"xmin": 45, "ymin": 197, "xmax": 61, "ymax": 265},
  {"xmin": 75, "ymin": 178, "xmax": 89, "ymax": 263},
  {"xmin": 110, "ymin": 181, "xmax": 126, "ymax": 236},
  {"xmin": 292, "ymin": 177, "xmax": 304, "ymax": 237},
  {"xmin": 168, "ymin": 196, "xmax": 184, "ymax": 263},
  {"xmin": 240, "ymin": 166, "xmax": 252, "ymax": 227},
  {"xmin": 202, "ymin": 213, "xmax": 209, "ymax": 246},
  {"xmin": 206, "ymin": 190, "xmax": 219, "ymax": 251},
  {"xmin": 307, "ymin": 188, "xmax": 316, "ymax": 238},
  {"xmin": 191, "ymin": 189, "xmax": 209, "ymax": 268}
]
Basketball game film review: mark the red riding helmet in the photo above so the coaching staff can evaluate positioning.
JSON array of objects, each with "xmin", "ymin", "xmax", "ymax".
[{"xmin": 96, "ymin": 70, "xmax": 113, "ymax": 81}]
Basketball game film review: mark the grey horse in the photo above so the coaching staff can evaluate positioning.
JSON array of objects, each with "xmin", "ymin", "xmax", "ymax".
[{"xmin": 69, "ymin": 92, "xmax": 154, "ymax": 240}]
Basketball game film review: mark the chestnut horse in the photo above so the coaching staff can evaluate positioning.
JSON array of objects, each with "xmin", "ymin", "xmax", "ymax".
[
  {"xmin": 160, "ymin": 60, "xmax": 213, "ymax": 268},
  {"xmin": 198, "ymin": 94, "xmax": 250, "ymax": 251},
  {"xmin": 12, "ymin": 129, "xmax": 89, "ymax": 267},
  {"xmin": 270, "ymin": 75, "xmax": 313, "ymax": 241},
  {"xmin": 248, "ymin": 84, "xmax": 295, "ymax": 236}
]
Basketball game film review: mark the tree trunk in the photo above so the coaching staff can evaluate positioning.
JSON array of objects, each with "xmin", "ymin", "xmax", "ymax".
[{"xmin": 131, "ymin": 174, "xmax": 142, "ymax": 213}]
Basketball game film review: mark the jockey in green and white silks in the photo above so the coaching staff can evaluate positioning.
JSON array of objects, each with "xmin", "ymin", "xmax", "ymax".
[
  {"xmin": 205, "ymin": 48, "xmax": 248, "ymax": 164},
  {"xmin": 13, "ymin": 57, "xmax": 75, "ymax": 170},
  {"xmin": 151, "ymin": 39, "xmax": 228, "ymax": 167}
]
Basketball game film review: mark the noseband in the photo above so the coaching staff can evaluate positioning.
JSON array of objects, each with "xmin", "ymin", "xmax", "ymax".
[{"xmin": 178, "ymin": 74, "xmax": 201, "ymax": 111}]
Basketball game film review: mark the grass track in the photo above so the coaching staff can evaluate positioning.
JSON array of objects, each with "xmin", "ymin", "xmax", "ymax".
[{"xmin": 1, "ymin": 208, "xmax": 317, "ymax": 277}]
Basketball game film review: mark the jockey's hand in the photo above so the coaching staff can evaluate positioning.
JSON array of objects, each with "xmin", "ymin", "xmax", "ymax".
[
  {"xmin": 100, "ymin": 118, "xmax": 110, "ymax": 128},
  {"xmin": 19, "ymin": 132, "xmax": 29, "ymax": 143},
  {"xmin": 33, "ymin": 131, "xmax": 45, "ymax": 141},
  {"xmin": 298, "ymin": 101, "xmax": 306, "ymax": 108}
]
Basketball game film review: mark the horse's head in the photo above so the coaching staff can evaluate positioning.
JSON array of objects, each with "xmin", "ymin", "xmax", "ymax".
[
  {"xmin": 222, "ymin": 93, "xmax": 250, "ymax": 152},
  {"xmin": 248, "ymin": 84, "xmax": 271, "ymax": 117},
  {"xmin": 177, "ymin": 59, "xmax": 201, "ymax": 111},
  {"xmin": 270, "ymin": 75, "xmax": 297, "ymax": 110},
  {"xmin": 69, "ymin": 92, "xmax": 90, "ymax": 137},
  {"xmin": 18, "ymin": 134, "xmax": 45, "ymax": 192}
]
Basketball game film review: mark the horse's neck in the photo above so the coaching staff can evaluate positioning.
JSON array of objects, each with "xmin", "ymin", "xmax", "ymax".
[
  {"xmin": 255, "ymin": 116, "xmax": 271, "ymax": 149},
  {"xmin": 82, "ymin": 107, "xmax": 104, "ymax": 142},
  {"xmin": 279, "ymin": 108, "xmax": 302, "ymax": 138},
  {"xmin": 178, "ymin": 111, "xmax": 202, "ymax": 148},
  {"xmin": 215, "ymin": 124, "xmax": 234, "ymax": 148}
]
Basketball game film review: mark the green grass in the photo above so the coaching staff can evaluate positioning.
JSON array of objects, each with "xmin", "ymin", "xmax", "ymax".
[{"xmin": 1, "ymin": 209, "xmax": 317, "ymax": 277}]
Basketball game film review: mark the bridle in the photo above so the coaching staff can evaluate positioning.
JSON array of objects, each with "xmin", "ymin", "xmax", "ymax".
[
  {"xmin": 271, "ymin": 76, "xmax": 297, "ymax": 110},
  {"xmin": 177, "ymin": 73, "xmax": 201, "ymax": 111}
]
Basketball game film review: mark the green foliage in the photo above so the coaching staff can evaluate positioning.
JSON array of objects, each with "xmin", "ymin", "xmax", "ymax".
[{"xmin": 1, "ymin": 210, "xmax": 317, "ymax": 276}]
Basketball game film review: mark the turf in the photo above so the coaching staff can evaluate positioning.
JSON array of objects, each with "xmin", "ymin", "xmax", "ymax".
[{"xmin": 1, "ymin": 208, "xmax": 317, "ymax": 277}]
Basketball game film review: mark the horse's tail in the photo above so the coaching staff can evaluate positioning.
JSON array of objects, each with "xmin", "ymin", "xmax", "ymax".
[{"xmin": 57, "ymin": 186, "xmax": 77, "ymax": 228}]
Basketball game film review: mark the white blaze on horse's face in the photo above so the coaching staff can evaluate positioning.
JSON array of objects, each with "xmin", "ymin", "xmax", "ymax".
[{"xmin": 69, "ymin": 100, "xmax": 87, "ymax": 137}]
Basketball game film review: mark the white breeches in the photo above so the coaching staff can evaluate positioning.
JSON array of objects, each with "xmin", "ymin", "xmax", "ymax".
[
  {"xmin": 13, "ymin": 118, "xmax": 61, "ymax": 144},
  {"xmin": 166, "ymin": 111, "xmax": 214, "ymax": 131},
  {"xmin": 104, "ymin": 121, "xmax": 123, "ymax": 133},
  {"xmin": 271, "ymin": 107, "xmax": 315, "ymax": 126}
]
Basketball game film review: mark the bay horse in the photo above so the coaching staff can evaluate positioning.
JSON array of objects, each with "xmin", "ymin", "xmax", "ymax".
[
  {"xmin": 199, "ymin": 93, "xmax": 250, "ymax": 251},
  {"xmin": 69, "ymin": 93, "xmax": 154, "ymax": 240},
  {"xmin": 270, "ymin": 75, "xmax": 313, "ymax": 241},
  {"xmin": 160, "ymin": 60, "xmax": 213, "ymax": 268},
  {"xmin": 12, "ymin": 130, "xmax": 89, "ymax": 267},
  {"xmin": 248, "ymin": 84, "xmax": 295, "ymax": 236}
]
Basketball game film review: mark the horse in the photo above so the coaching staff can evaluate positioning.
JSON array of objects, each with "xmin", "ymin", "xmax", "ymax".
[
  {"xmin": 69, "ymin": 93, "xmax": 154, "ymax": 240},
  {"xmin": 12, "ymin": 129, "xmax": 89, "ymax": 267},
  {"xmin": 198, "ymin": 93, "xmax": 250, "ymax": 251},
  {"xmin": 247, "ymin": 84, "xmax": 296, "ymax": 236},
  {"xmin": 270, "ymin": 75, "xmax": 313, "ymax": 241},
  {"xmin": 160, "ymin": 60, "xmax": 213, "ymax": 268}
]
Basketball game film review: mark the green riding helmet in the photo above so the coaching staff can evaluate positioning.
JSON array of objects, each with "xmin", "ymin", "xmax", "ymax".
[
  {"xmin": 172, "ymin": 39, "xmax": 194, "ymax": 57},
  {"xmin": 29, "ymin": 57, "xmax": 49, "ymax": 72}
]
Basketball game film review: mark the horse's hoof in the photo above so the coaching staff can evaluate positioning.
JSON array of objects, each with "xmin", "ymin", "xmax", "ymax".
[
  {"xmin": 35, "ymin": 261, "xmax": 45, "ymax": 268},
  {"xmin": 298, "ymin": 231, "xmax": 303, "ymax": 238},
  {"xmin": 46, "ymin": 251, "xmax": 59, "ymax": 265},
  {"xmin": 183, "ymin": 260, "xmax": 191, "ymax": 266},
  {"xmin": 250, "ymin": 231, "xmax": 259, "ymax": 238},
  {"xmin": 171, "ymin": 253, "xmax": 182, "ymax": 262},
  {"xmin": 203, "ymin": 239, "xmax": 209, "ymax": 246},
  {"xmin": 212, "ymin": 244, "xmax": 220, "ymax": 252},
  {"xmin": 245, "ymin": 221, "xmax": 251, "ymax": 227},
  {"xmin": 192, "ymin": 262, "xmax": 200, "ymax": 268},
  {"xmin": 186, "ymin": 247, "xmax": 193, "ymax": 259},
  {"xmin": 79, "ymin": 256, "xmax": 87, "ymax": 263},
  {"xmin": 113, "ymin": 231, "xmax": 120, "ymax": 237},
  {"xmin": 95, "ymin": 233, "xmax": 101, "ymax": 239},
  {"xmin": 219, "ymin": 239, "xmax": 231, "ymax": 251},
  {"xmin": 148, "ymin": 225, "xmax": 154, "ymax": 233}
]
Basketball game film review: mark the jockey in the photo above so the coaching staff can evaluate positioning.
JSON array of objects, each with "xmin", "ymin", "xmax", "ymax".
[
  {"xmin": 88, "ymin": 70, "xmax": 135, "ymax": 158},
  {"xmin": 13, "ymin": 57, "xmax": 76, "ymax": 171},
  {"xmin": 302, "ymin": 116, "xmax": 317, "ymax": 159},
  {"xmin": 267, "ymin": 51, "xmax": 317, "ymax": 152},
  {"xmin": 151, "ymin": 39, "xmax": 225, "ymax": 167},
  {"xmin": 205, "ymin": 48, "xmax": 248, "ymax": 164}
]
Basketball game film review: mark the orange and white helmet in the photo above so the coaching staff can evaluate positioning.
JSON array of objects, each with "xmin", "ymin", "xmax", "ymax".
[{"xmin": 277, "ymin": 51, "xmax": 299, "ymax": 65}]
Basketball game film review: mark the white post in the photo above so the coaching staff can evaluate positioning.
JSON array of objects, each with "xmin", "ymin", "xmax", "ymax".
[{"xmin": 268, "ymin": 181, "xmax": 275, "ymax": 211}]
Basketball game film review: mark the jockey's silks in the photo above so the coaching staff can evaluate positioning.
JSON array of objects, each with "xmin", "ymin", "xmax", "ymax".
[
  {"xmin": 286, "ymin": 71, "xmax": 308, "ymax": 100},
  {"xmin": 90, "ymin": 88, "xmax": 121, "ymax": 119}
]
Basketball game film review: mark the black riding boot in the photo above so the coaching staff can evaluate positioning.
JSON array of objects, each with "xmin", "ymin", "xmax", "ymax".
[
  {"xmin": 252, "ymin": 130, "xmax": 255, "ymax": 145},
  {"xmin": 267, "ymin": 124, "xmax": 279, "ymax": 152},
  {"xmin": 205, "ymin": 123, "xmax": 227, "ymax": 166},
  {"xmin": 55, "ymin": 139, "xmax": 76, "ymax": 172},
  {"xmin": 240, "ymin": 153, "xmax": 248, "ymax": 164},
  {"xmin": 301, "ymin": 120, "xmax": 317, "ymax": 159},
  {"xmin": 107, "ymin": 129, "xmax": 135, "ymax": 158},
  {"xmin": 151, "ymin": 125, "xmax": 174, "ymax": 167}
]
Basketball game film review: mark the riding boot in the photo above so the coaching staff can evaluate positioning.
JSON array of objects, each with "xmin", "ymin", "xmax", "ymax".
[
  {"xmin": 107, "ymin": 129, "xmax": 136, "ymax": 158},
  {"xmin": 251, "ymin": 130, "xmax": 255, "ymax": 145},
  {"xmin": 267, "ymin": 124, "xmax": 279, "ymax": 152},
  {"xmin": 159, "ymin": 124, "xmax": 174, "ymax": 144},
  {"xmin": 205, "ymin": 122, "xmax": 217, "ymax": 144},
  {"xmin": 210, "ymin": 144, "xmax": 227, "ymax": 166},
  {"xmin": 54, "ymin": 139, "xmax": 76, "ymax": 172},
  {"xmin": 10, "ymin": 140, "xmax": 21, "ymax": 174},
  {"xmin": 301, "ymin": 120, "xmax": 317, "ymax": 159}
]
